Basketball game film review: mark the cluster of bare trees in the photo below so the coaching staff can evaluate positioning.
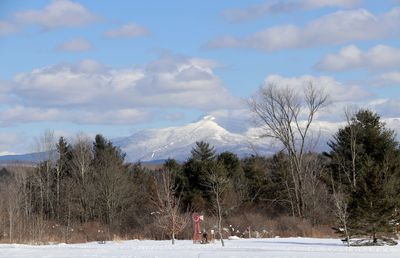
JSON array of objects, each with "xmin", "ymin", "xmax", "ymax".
[
  {"xmin": 0, "ymin": 134, "xmax": 196, "ymax": 244},
  {"xmin": 249, "ymin": 83, "xmax": 328, "ymax": 219},
  {"xmin": 0, "ymin": 166, "xmax": 47, "ymax": 243},
  {"xmin": 0, "ymin": 134, "xmax": 138, "ymax": 243}
]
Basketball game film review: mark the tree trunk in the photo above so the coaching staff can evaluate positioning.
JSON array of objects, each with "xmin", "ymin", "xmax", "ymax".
[
  {"xmin": 8, "ymin": 209, "xmax": 12, "ymax": 243},
  {"xmin": 216, "ymin": 193, "xmax": 224, "ymax": 247}
]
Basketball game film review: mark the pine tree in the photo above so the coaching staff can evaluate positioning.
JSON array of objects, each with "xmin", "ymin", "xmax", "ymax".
[
  {"xmin": 217, "ymin": 152, "xmax": 246, "ymax": 204},
  {"xmin": 56, "ymin": 137, "xmax": 72, "ymax": 178},
  {"xmin": 182, "ymin": 142, "xmax": 216, "ymax": 211},
  {"xmin": 327, "ymin": 109, "xmax": 400, "ymax": 244},
  {"xmin": 55, "ymin": 137, "xmax": 72, "ymax": 218},
  {"xmin": 350, "ymin": 158, "xmax": 397, "ymax": 244},
  {"xmin": 92, "ymin": 134, "xmax": 131, "ymax": 227},
  {"xmin": 190, "ymin": 141, "xmax": 216, "ymax": 161}
]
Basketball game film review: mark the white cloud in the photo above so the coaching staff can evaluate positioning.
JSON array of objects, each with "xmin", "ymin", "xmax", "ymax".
[
  {"xmin": 12, "ymin": 60, "xmax": 121, "ymax": 107},
  {"xmin": 222, "ymin": 0, "xmax": 361, "ymax": 22},
  {"xmin": 207, "ymin": 7, "xmax": 400, "ymax": 51},
  {"xmin": 0, "ymin": 151, "xmax": 17, "ymax": 156},
  {"xmin": 207, "ymin": 109, "xmax": 251, "ymax": 133},
  {"xmin": 316, "ymin": 44, "xmax": 400, "ymax": 71},
  {"xmin": 0, "ymin": 80, "xmax": 14, "ymax": 103},
  {"xmin": 104, "ymin": 23, "xmax": 149, "ymax": 38},
  {"xmin": 367, "ymin": 98, "xmax": 400, "ymax": 117},
  {"xmin": 261, "ymin": 74, "xmax": 372, "ymax": 122},
  {"xmin": 304, "ymin": 0, "xmax": 361, "ymax": 8},
  {"xmin": 378, "ymin": 71, "xmax": 400, "ymax": 84},
  {"xmin": 0, "ymin": 106, "xmax": 149, "ymax": 126},
  {"xmin": 264, "ymin": 74, "xmax": 370, "ymax": 102},
  {"xmin": 204, "ymin": 74, "xmax": 400, "ymax": 139},
  {"xmin": 0, "ymin": 133, "xmax": 22, "ymax": 155},
  {"xmin": 259, "ymin": 74, "xmax": 400, "ymax": 121},
  {"xmin": 0, "ymin": 106, "xmax": 62, "ymax": 126},
  {"xmin": 75, "ymin": 109, "xmax": 149, "ymax": 125},
  {"xmin": 75, "ymin": 59, "xmax": 106, "ymax": 73},
  {"xmin": 0, "ymin": 21, "xmax": 18, "ymax": 36},
  {"xmin": 162, "ymin": 112, "xmax": 186, "ymax": 122},
  {"xmin": 14, "ymin": 0, "xmax": 98, "ymax": 29},
  {"xmin": 57, "ymin": 38, "xmax": 92, "ymax": 52},
  {"xmin": 2, "ymin": 55, "xmax": 238, "ymax": 125}
]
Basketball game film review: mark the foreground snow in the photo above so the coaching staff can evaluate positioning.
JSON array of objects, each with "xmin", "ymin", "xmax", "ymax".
[{"xmin": 0, "ymin": 237, "xmax": 399, "ymax": 258}]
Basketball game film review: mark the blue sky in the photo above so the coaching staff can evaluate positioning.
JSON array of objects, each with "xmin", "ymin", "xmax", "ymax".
[{"xmin": 0, "ymin": 0, "xmax": 399, "ymax": 154}]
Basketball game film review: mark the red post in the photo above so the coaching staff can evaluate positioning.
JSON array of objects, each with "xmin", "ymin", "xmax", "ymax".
[{"xmin": 192, "ymin": 213, "xmax": 203, "ymax": 243}]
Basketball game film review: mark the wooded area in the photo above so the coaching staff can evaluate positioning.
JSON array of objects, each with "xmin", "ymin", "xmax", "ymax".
[{"xmin": 0, "ymin": 85, "xmax": 399, "ymax": 246}]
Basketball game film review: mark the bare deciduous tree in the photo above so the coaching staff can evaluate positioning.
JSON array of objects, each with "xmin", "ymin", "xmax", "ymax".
[
  {"xmin": 151, "ymin": 169, "xmax": 188, "ymax": 245},
  {"xmin": 55, "ymin": 137, "xmax": 70, "ymax": 218},
  {"xmin": 329, "ymin": 107, "xmax": 360, "ymax": 193},
  {"xmin": 344, "ymin": 107, "xmax": 359, "ymax": 190},
  {"xmin": 203, "ymin": 162, "xmax": 230, "ymax": 247},
  {"xmin": 70, "ymin": 135, "xmax": 94, "ymax": 222},
  {"xmin": 1, "ymin": 178, "xmax": 19, "ymax": 243},
  {"xmin": 330, "ymin": 167, "xmax": 350, "ymax": 246},
  {"xmin": 333, "ymin": 189, "xmax": 350, "ymax": 246},
  {"xmin": 94, "ymin": 151, "xmax": 132, "ymax": 228},
  {"xmin": 33, "ymin": 130, "xmax": 56, "ymax": 217},
  {"xmin": 327, "ymin": 108, "xmax": 358, "ymax": 245},
  {"xmin": 302, "ymin": 154, "xmax": 332, "ymax": 225},
  {"xmin": 249, "ymin": 83, "xmax": 328, "ymax": 218}
]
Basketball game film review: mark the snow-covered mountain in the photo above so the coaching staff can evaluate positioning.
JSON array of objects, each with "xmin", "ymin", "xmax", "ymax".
[
  {"xmin": 114, "ymin": 115, "xmax": 400, "ymax": 162},
  {"xmin": 113, "ymin": 116, "xmax": 275, "ymax": 162},
  {"xmin": 2, "ymin": 116, "xmax": 398, "ymax": 164}
]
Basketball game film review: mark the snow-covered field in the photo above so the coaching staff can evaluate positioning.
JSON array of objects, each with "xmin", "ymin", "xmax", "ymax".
[{"xmin": 1, "ymin": 238, "xmax": 399, "ymax": 258}]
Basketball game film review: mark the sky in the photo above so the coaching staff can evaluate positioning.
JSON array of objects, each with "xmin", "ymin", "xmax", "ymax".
[{"xmin": 0, "ymin": 0, "xmax": 399, "ymax": 155}]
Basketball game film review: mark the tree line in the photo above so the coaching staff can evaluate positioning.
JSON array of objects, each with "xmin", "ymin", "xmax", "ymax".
[{"xmin": 0, "ymin": 84, "xmax": 399, "ymax": 245}]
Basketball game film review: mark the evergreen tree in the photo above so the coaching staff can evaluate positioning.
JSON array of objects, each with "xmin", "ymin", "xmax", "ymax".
[
  {"xmin": 190, "ymin": 141, "xmax": 216, "ymax": 161},
  {"xmin": 163, "ymin": 158, "xmax": 181, "ymax": 172},
  {"xmin": 217, "ymin": 152, "xmax": 242, "ymax": 179},
  {"xmin": 241, "ymin": 155, "xmax": 270, "ymax": 204},
  {"xmin": 0, "ymin": 167, "xmax": 11, "ymax": 179},
  {"xmin": 54, "ymin": 136, "xmax": 73, "ymax": 218},
  {"xmin": 241, "ymin": 153, "xmax": 291, "ymax": 214},
  {"xmin": 56, "ymin": 137, "xmax": 73, "ymax": 178},
  {"xmin": 327, "ymin": 109, "xmax": 400, "ymax": 244},
  {"xmin": 92, "ymin": 134, "xmax": 132, "ymax": 227},
  {"xmin": 350, "ymin": 158, "xmax": 397, "ymax": 243},
  {"xmin": 182, "ymin": 141, "xmax": 216, "ymax": 211},
  {"xmin": 163, "ymin": 159, "xmax": 187, "ymax": 206},
  {"xmin": 128, "ymin": 162, "xmax": 155, "ymax": 229},
  {"xmin": 217, "ymin": 152, "xmax": 246, "ymax": 204}
]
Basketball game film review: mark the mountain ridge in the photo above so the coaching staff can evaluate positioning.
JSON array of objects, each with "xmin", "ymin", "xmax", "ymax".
[
  {"xmin": 2, "ymin": 117, "xmax": 399, "ymax": 164},
  {"xmin": 113, "ymin": 115, "xmax": 273, "ymax": 162}
]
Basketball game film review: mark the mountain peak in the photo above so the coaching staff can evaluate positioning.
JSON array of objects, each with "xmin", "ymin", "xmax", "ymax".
[
  {"xmin": 114, "ymin": 115, "xmax": 272, "ymax": 161},
  {"xmin": 190, "ymin": 115, "xmax": 227, "ymax": 134},
  {"xmin": 201, "ymin": 115, "xmax": 216, "ymax": 121}
]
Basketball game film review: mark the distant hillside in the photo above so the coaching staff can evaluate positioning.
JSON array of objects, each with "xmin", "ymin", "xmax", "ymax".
[
  {"xmin": 0, "ymin": 152, "xmax": 52, "ymax": 167},
  {"xmin": 2, "ymin": 117, "xmax": 399, "ymax": 164},
  {"xmin": 113, "ymin": 115, "xmax": 275, "ymax": 162}
]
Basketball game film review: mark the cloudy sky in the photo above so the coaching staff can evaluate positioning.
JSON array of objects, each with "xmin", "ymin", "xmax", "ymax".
[{"xmin": 0, "ymin": 0, "xmax": 399, "ymax": 154}]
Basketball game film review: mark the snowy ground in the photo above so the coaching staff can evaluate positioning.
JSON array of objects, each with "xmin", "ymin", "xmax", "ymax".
[{"xmin": 0, "ymin": 238, "xmax": 399, "ymax": 258}]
